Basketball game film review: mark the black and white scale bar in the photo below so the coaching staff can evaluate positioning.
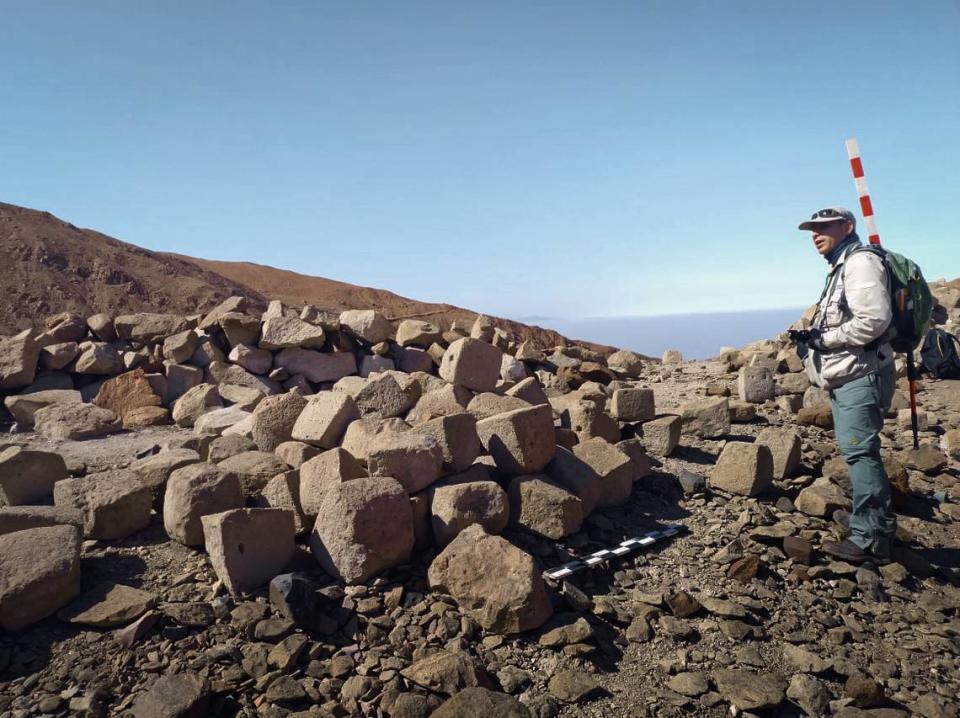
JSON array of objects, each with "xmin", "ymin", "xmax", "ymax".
[{"xmin": 543, "ymin": 525, "xmax": 686, "ymax": 581}]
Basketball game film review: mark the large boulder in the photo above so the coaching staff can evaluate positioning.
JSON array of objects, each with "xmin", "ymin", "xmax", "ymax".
[
  {"xmin": 129, "ymin": 449, "xmax": 202, "ymax": 511},
  {"xmin": 709, "ymin": 443, "xmax": 773, "ymax": 497},
  {"xmin": 338, "ymin": 373, "xmax": 416, "ymax": 419},
  {"xmin": 291, "ymin": 392, "xmax": 360, "ymax": 448},
  {"xmin": 195, "ymin": 406, "xmax": 252, "ymax": 436},
  {"xmin": 39, "ymin": 342, "xmax": 80, "ymax": 371},
  {"xmin": 163, "ymin": 329, "xmax": 201, "ymax": 364},
  {"xmin": 508, "ymin": 474, "xmax": 583, "ymax": 539},
  {"xmin": 273, "ymin": 348, "xmax": 356, "ymax": 384},
  {"xmin": 114, "ymin": 313, "xmax": 191, "ymax": 343},
  {"xmin": 298, "ymin": 448, "xmax": 367, "ymax": 519},
  {"xmin": 0, "ymin": 506, "xmax": 84, "ymax": 536},
  {"xmin": 207, "ymin": 361, "xmax": 282, "ymax": 395},
  {"xmin": 0, "ymin": 525, "xmax": 81, "ymax": 631},
  {"xmin": 164, "ymin": 463, "xmax": 245, "ymax": 546},
  {"xmin": 33, "ymin": 403, "xmax": 122, "ymax": 440},
  {"xmin": 475, "ymin": 404, "xmax": 556, "ymax": 476},
  {"xmin": 412, "ymin": 413, "xmax": 482, "ymax": 473},
  {"xmin": 571, "ymin": 438, "xmax": 635, "ymax": 508},
  {"xmin": 559, "ymin": 400, "xmax": 620, "ymax": 444},
  {"xmin": 172, "ymin": 383, "xmax": 223, "ymax": 428},
  {"xmin": 202, "ymin": 509, "xmax": 296, "ymax": 595},
  {"xmin": 259, "ymin": 316, "xmax": 326, "ymax": 350},
  {"xmin": 364, "ymin": 430, "xmax": 444, "ymax": 494},
  {"xmin": 467, "ymin": 393, "xmax": 530, "ymax": 421},
  {"xmin": 431, "ymin": 480, "xmax": 510, "ymax": 546},
  {"xmin": 339, "ymin": 310, "xmax": 393, "ymax": 344},
  {"xmin": 396, "ymin": 319, "xmax": 443, "ymax": 348},
  {"xmin": 0, "ymin": 447, "xmax": 67, "ymax": 506},
  {"xmin": 217, "ymin": 451, "xmax": 290, "ymax": 497},
  {"xmin": 407, "ymin": 384, "xmax": 472, "ymax": 424},
  {"xmin": 259, "ymin": 471, "xmax": 309, "ymax": 534},
  {"xmin": 228, "ymin": 343, "xmax": 272, "ymax": 375},
  {"xmin": 92, "ymin": 369, "xmax": 163, "ymax": 426},
  {"xmin": 606, "ymin": 349, "xmax": 644, "ymax": 377},
  {"xmin": 72, "ymin": 342, "xmax": 123, "ymax": 375},
  {"xmin": 505, "ymin": 377, "xmax": 549, "ymax": 406},
  {"xmin": 439, "ymin": 338, "xmax": 503, "ymax": 392},
  {"xmin": 54, "ymin": 470, "xmax": 152, "ymax": 540},
  {"xmin": 249, "ymin": 392, "xmax": 309, "ymax": 452},
  {"xmin": 795, "ymin": 478, "xmax": 850, "ymax": 517},
  {"xmin": 131, "ymin": 673, "xmax": 210, "ymax": 718},
  {"xmin": 431, "ymin": 688, "xmax": 530, "ymax": 718},
  {"xmin": 0, "ymin": 330, "xmax": 40, "ymax": 390},
  {"xmin": 42, "ymin": 312, "xmax": 88, "ymax": 343},
  {"xmin": 3, "ymin": 389, "xmax": 82, "ymax": 427},
  {"xmin": 309, "ymin": 477, "xmax": 414, "ymax": 584},
  {"xmin": 428, "ymin": 525, "xmax": 552, "ymax": 634}
]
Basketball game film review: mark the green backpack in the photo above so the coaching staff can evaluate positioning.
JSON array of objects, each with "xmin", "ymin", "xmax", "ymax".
[{"xmin": 852, "ymin": 245, "xmax": 934, "ymax": 353}]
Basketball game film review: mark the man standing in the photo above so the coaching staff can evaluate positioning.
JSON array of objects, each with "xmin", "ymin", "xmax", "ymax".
[{"xmin": 791, "ymin": 207, "xmax": 897, "ymax": 563}]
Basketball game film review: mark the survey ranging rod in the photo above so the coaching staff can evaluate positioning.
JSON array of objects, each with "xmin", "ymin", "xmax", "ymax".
[
  {"xmin": 542, "ymin": 524, "xmax": 686, "ymax": 581},
  {"xmin": 846, "ymin": 138, "xmax": 920, "ymax": 449}
]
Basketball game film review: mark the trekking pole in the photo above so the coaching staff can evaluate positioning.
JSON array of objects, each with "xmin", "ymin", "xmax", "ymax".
[{"xmin": 846, "ymin": 138, "xmax": 920, "ymax": 449}]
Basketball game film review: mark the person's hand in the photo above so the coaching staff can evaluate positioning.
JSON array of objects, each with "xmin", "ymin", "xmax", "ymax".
[{"xmin": 788, "ymin": 328, "xmax": 827, "ymax": 351}]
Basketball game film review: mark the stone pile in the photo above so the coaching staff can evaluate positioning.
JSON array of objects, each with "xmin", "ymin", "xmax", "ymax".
[{"xmin": 0, "ymin": 284, "xmax": 958, "ymax": 716}]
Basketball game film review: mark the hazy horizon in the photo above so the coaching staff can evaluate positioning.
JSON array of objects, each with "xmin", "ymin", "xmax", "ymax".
[{"xmin": 539, "ymin": 306, "xmax": 807, "ymax": 360}]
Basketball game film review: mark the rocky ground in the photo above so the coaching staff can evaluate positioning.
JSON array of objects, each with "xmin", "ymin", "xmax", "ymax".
[{"xmin": 1, "ymin": 299, "xmax": 959, "ymax": 718}]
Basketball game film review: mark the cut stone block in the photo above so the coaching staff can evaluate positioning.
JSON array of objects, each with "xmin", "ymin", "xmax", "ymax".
[
  {"xmin": 0, "ymin": 447, "xmax": 67, "ymax": 506},
  {"xmin": 298, "ymin": 448, "xmax": 367, "ymax": 519},
  {"xmin": 3, "ymin": 389, "xmax": 82, "ymax": 427},
  {"xmin": 431, "ymin": 480, "xmax": 509, "ymax": 546},
  {"xmin": 54, "ymin": 470, "xmax": 152, "ymax": 540},
  {"xmin": 610, "ymin": 388, "xmax": 655, "ymax": 423},
  {"xmin": 365, "ymin": 431, "xmax": 444, "ymax": 494},
  {"xmin": 202, "ymin": 509, "xmax": 296, "ymax": 595},
  {"xmin": 250, "ymin": 392, "xmax": 309, "ymax": 452},
  {"xmin": 411, "ymin": 413, "xmax": 482, "ymax": 473},
  {"xmin": 309, "ymin": 477, "xmax": 414, "ymax": 584},
  {"xmin": 439, "ymin": 338, "xmax": 503, "ymax": 392},
  {"xmin": 641, "ymin": 415, "xmax": 681, "ymax": 456},
  {"xmin": 172, "ymin": 383, "xmax": 222, "ymax": 428},
  {"xmin": 508, "ymin": 474, "xmax": 583, "ymax": 539},
  {"xmin": 33, "ymin": 403, "xmax": 122, "ymax": 440},
  {"xmin": 291, "ymin": 392, "xmax": 360, "ymax": 448},
  {"xmin": 572, "ymin": 438, "xmax": 635, "ymax": 508},
  {"xmin": 273, "ymin": 348, "xmax": 356, "ymax": 384},
  {"xmin": 475, "ymin": 404, "xmax": 556, "ymax": 477},
  {"xmin": 0, "ymin": 525, "xmax": 81, "ymax": 631},
  {"xmin": 710, "ymin": 442, "xmax": 773, "ymax": 497},
  {"xmin": 680, "ymin": 397, "xmax": 730, "ymax": 438},
  {"xmin": 544, "ymin": 447, "xmax": 602, "ymax": 517},
  {"xmin": 756, "ymin": 427, "xmax": 802, "ymax": 479},
  {"xmin": 217, "ymin": 451, "xmax": 290, "ymax": 497},
  {"xmin": 163, "ymin": 463, "xmax": 244, "ymax": 546}
]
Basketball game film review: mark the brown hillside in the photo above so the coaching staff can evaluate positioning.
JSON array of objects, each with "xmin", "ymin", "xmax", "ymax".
[{"xmin": 0, "ymin": 202, "xmax": 608, "ymax": 352}]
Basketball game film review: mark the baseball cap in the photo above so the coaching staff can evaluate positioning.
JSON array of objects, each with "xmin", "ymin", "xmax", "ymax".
[{"xmin": 798, "ymin": 207, "xmax": 856, "ymax": 231}]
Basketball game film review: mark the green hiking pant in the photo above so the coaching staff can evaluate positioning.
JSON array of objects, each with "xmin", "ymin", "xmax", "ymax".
[{"xmin": 829, "ymin": 363, "xmax": 897, "ymax": 555}]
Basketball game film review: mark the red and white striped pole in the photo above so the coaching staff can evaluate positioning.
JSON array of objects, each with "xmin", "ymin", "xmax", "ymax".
[
  {"xmin": 845, "ymin": 138, "xmax": 881, "ymax": 247},
  {"xmin": 846, "ymin": 138, "xmax": 921, "ymax": 448}
]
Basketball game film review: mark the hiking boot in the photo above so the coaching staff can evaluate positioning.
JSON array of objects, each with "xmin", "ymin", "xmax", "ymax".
[
  {"xmin": 821, "ymin": 539, "xmax": 891, "ymax": 565},
  {"xmin": 832, "ymin": 509, "xmax": 852, "ymax": 530}
]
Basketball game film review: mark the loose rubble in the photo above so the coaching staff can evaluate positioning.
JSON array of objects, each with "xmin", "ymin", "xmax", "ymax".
[{"xmin": 0, "ymin": 291, "xmax": 958, "ymax": 718}]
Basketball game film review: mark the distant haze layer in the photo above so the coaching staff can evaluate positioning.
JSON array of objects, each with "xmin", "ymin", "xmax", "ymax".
[{"xmin": 542, "ymin": 308, "xmax": 807, "ymax": 361}]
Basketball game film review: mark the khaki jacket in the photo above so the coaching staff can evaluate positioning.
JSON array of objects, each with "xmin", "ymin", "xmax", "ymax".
[{"xmin": 803, "ymin": 242, "xmax": 894, "ymax": 390}]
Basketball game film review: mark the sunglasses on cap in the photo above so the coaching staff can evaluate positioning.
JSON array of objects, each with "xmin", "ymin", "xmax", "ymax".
[{"xmin": 810, "ymin": 208, "xmax": 846, "ymax": 220}]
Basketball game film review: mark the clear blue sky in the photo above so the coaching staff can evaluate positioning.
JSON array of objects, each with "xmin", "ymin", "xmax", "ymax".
[{"xmin": 2, "ymin": 1, "xmax": 958, "ymax": 321}]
